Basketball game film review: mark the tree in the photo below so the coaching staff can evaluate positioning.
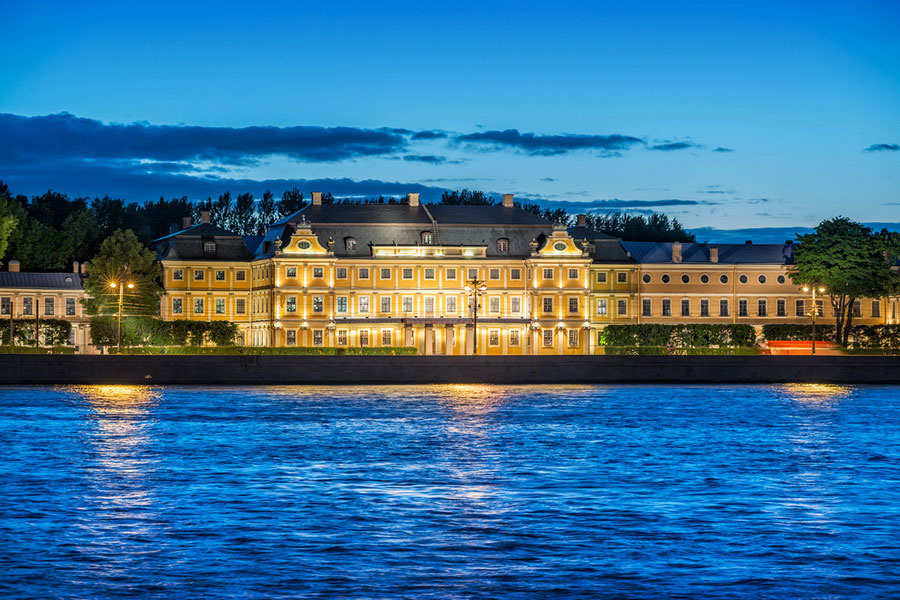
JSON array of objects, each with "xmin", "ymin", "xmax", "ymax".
[
  {"xmin": 277, "ymin": 188, "xmax": 305, "ymax": 217},
  {"xmin": 582, "ymin": 212, "xmax": 695, "ymax": 242},
  {"xmin": 791, "ymin": 217, "xmax": 900, "ymax": 345},
  {"xmin": 440, "ymin": 189, "xmax": 495, "ymax": 205},
  {"xmin": 61, "ymin": 207, "xmax": 102, "ymax": 263},
  {"xmin": 256, "ymin": 190, "xmax": 277, "ymax": 233},
  {"xmin": 83, "ymin": 229, "xmax": 163, "ymax": 317},
  {"xmin": 0, "ymin": 183, "xmax": 18, "ymax": 265},
  {"xmin": 231, "ymin": 192, "xmax": 256, "ymax": 234}
]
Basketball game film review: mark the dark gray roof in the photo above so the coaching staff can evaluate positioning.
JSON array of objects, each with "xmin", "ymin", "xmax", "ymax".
[
  {"xmin": 426, "ymin": 205, "xmax": 549, "ymax": 225},
  {"xmin": 296, "ymin": 204, "xmax": 432, "ymax": 225},
  {"xmin": 589, "ymin": 240, "xmax": 635, "ymax": 263},
  {"xmin": 567, "ymin": 226, "xmax": 618, "ymax": 241},
  {"xmin": 621, "ymin": 241, "xmax": 794, "ymax": 265},
  {"xmin": 153, "ymin": 223, "xmax": 255, "ymax": 261},
  {"xmin": 0, "ymin": 272, "xmax": 85, "ymax": 290}
]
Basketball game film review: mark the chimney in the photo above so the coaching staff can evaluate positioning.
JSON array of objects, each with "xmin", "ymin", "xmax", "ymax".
[
  {"xmin": 200, "ymin": 210, "xmax": 210, "ymax": 224},
  {"xmin": 408, "ymin": 192, "xmax": 420, "ymax": 207},
  {"xmin": 80, "ymin": 263, "xmax": 88, "ymax": 275},
  {"xmin": 182, "ymin": 216, "xmax": 192, "ymax": 230},
  {"xmin": 672, "ymin": 242, "xmax": 682, "ymax": 263},
  {"xmin": 73, "ymin": 261, "xmax": 80, "ymax": 273},
  {"xmin": 8, "ymin": 260, "xmax": 20, "ymax": 273},
  {"xmin": 502, "ymin": 193, "xmax": 514, "ymax": 208},
  {"xmin": 311, "ymin": 191, "xmax": 323, "ymax": 206},
  {"xmin": 576, "ymin": 214, "xmax": 587, "ymax": 227},
  {"xmin": 745, "ymin": 240, "xmax": 752, "ymax": 245},
  {"xmin": 709, "ymin": 245, "xmax": 719, "ymax": 264}
]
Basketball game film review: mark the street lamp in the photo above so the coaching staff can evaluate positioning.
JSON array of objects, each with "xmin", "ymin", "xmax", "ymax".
[
  {"xmin": 802, "ymin": 284, "xmax": 826, "ymax": 355},
  {"xmin": 464, "ymin": 277, "xmax": 487, "ymax": 355},
  {"xmin": 109, "ymin": 280, "xmax": 135, "ymax": 353}
]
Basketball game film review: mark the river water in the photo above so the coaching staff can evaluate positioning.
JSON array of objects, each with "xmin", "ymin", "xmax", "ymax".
[{"xmin": 1, "ymin": 384, "xmax": 898, "ymax": 599}]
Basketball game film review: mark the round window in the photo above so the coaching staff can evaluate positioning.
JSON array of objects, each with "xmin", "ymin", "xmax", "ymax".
[
  {"xmin": 297, "ymin": 240, "xmax": 311, "ymax": 249},
  {"xmin": 700, "ymin": 274, "xmax": 709, "ymax": 284},
  {"xmin": 720, "ymin": 274, "xmax": 729, "ymax": 284},
  {"xmin": 758, "ymin": 274, "xmax": 767, "ymax": 284},
  {"xmin": 642, "ymin": 274, "xmax": 651, "ymax": 284},
  {"xmin": 661, "ymin": 274, "xmax": 671, "ymax": 284},
  {"xmin": 739, "ymin": 274, "xmax": 748, "ymax": 284},
  {"xmin": 777, "ymin": 275, "xmax": 786, "ymax": 284},
  {"xmin": 554, "ymin": 242, "xmax": 567, "ymax": 251},
  {"xmin": 681, "ymin": 274, "xmax": 690, "ymax": 284}
]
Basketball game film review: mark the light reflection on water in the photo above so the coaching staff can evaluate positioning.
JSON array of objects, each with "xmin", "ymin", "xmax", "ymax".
[{"xmin": 0, "ymin": 384, "xmax": 899, "ymax": 599}]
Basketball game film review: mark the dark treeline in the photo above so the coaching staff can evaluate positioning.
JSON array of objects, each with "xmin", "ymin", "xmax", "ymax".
[{"xmin": 0, "ymin": 181, "xmax": 694, "ymax": 272}]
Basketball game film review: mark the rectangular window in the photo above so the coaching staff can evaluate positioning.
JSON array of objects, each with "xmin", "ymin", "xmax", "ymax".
[
  {"xmin": 64, "ymin": 297, "xmax": 75, "ymax": 316},
  {"xmin": 681, "ymin": 298, "xmax": 690, "ymax": 317},
  {"xmin": 0, "ymin": 297, "xmax": 9, "ymax": 315},
  {"xmin": 872, "ymin": 300, "xmax": 881, "ymax": 318},
  {"xmin": 359, "ymin": 297, "xmax": 369, "ymax": 313},
  {"xmin": 597, "ymin": 299, "xmax": 608, "ymax": 316},
  {"xmin": 380, "ymin": 268, "xmax": 391, "ymax": 280},
  {"xmin": 510, "ymin": 297, "xmax": 521, "ymax": 314},
  {"xmin": 313, "ymin": 330, "xmax": 323, "ymax": 346},
  {"xmin": 568, "ymin": 297, "xmax": 578, "ymax": 313},
  {"xmin": 642, "ymin": 298, "xmax": 651, "ymax": 317},
  {"xmin": 381, "ymin": 330, "xmax": 392, "ymax": 346},
  {"xmin": 313, "ymin": 267, "xmax": 323, "ymax": 278},
  {"xmin": 543, "ymin": 297, "xmax": 553, "ymax": 313},
  {"xmin": 313, "ymin": 296, "xmax": 324, "ymax": 312},
  {"xmin": 424, "ymin": 297, "xmax": 434, "ymax": 315},
  {"xmin": 44, "ymin": 297, "xmax": 54, "ymax": 316},
  {"xmin": 194, "ymin": 270, "xmax": 204, "ymax": 281},
  {"xmin": 215, "ymin": 298, "xmax": 225, "ymax": 314},
  {"xmin": 172, "ymin": 298, "xmax": 183, "ymax": 314},
  {"xmin": 796, "ymin": 299, "xmax": 805, "ymax": 317},
  {"xmin": 489, "ymin": 329, "xmax": 500, "ymax": 346},
  {"xmin": 489, "ymin": 297, "xmax": 500, "ymax": 313},
  {"xmin": 359, "ymin": 330, "xmax": 369, "ymax": 347},
  {"xmin": 286, "ymin": 330, "xmax": 296, "ymax": 346},
  {"xmin": 235, "ymin": 270, "xmax": 246, "ymax": 281},
  {"xmin": 467, "ymin": 268, "xmax": 478, "ymax": 281},
  {"xmin": 739, "ymin": 299, "xmax": 748, "ymax": 317},
  {"xmin": 215, "ymin": 270, "xmax": 225, "ymax": 281},
  {"xmin": 596, "ymin": 272, "xmax": 607, "ymax": 284},
  {"xmin": 337, "ymin": 296, "xmax": 348, "ymax": 314},
  {"xmin": 568, "ymin": 329, "xmax": 579, "ymax": 347},
  {"xmin": 777, "ymin": 299, "xmax": 786, "ymax": 317},
  {"xmin": 401, "ymin": 296, "xmax": 413, "ymax": 313},
  {"xmin": 509, "ymin": 329, "xmax": 520, "ymax": 346},
  {"xmin": 816, "ymin": 299, "xmax": 824, "ymax": 317},
  {"xmin": 286, "ymin": 296, "xmax": 297, "ymax": 312},
  {"xmin": 543, "ymin": 329, "xmax": 553, "ymax": 347},
  {"xmin": 487, "ymin": 268, "xmax": 499, "ymax": 280},
  {"xmin": 337, "ymin": 330, "xmax": 348, "ymax": 346},
  {"xmin": 617, "ymin": 299, "xmax": 627, "ymax": 316},
  {"xmin": 286, "ymin": 266, "xmax": 297, "ymax": 278},
  {"xmin": 700, "ymin": 298, "xmax": 709, "ymax": 317},
  {"xmin": 358, "ymin": 268, "xmax": 369, "ymax": 280},
  {"xmin": 236, "ymin": 298, "xmax": 246, "ymax": 314},
  {"xmin": 172, "ymin": 269, "xmax": 184, "ymax": 281},
  {"xmin": 402, "ymin": 268, "xmax": 414, "ymax": 280},
  {"xmin": 446, "ymin": 297, "xmax": 457, "ymax": 313},
  {"xmin": 446, "ymin": 268, "xmax": 457, "ymax": 280},
  {"xmin": 336, "ymin": 267, "xmax": 347, "ymax": 279},
  {"xmin": 617, "ymin": 272, "xmax": 627, "ymax": 284},
  {"xmin": 425, "ymin": 268, "xmax": 436, "ymax": 280},
  {"xmin": 717, "ymin": 299, "xmax": 727, "ymax": 317},
  {"xmin": 662, "ymin": 299, "xmax": 671, "ymax": 317},
  {"xmin": 379, "ymin": 296, "xmax": 391, "ymax": 313},
  {"xmin": 194, "ymin": 298, "xmax": 204, "ymax": 314},
  {"xmin": 852, "ymin": 301, "xmax": 861, "ymax": 318},
  {"xmin": 568, "ymin": 268, "xmax": 578, "ymax": 279},
  {"xmin": 757, "ymin": 299, "xmax": 767, "ymax": 317},
  {"xmin": 543, "ymin": 268, "xmax": 554, "ymax": 280},
  {"xmin": 510, "ymin": 268, "xmax": 521, "ymax": 280}
]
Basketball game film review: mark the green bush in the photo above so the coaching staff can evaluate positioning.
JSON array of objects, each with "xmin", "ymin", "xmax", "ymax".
[
  {"xmin": 0, "ymin": 318, "xmax": 72, "ymax": 346},
  {"xmin": 106, "ymin": 345, "xmax": 418, "ymax": 356},
  {"xmin": 849, "ymin": 325, "xmax": 900, "ymax": 349},
  {"xmin": 603, "ymin": 346, "xmax": 761, "ymax": 355},
  {"xmin": 761, "ymin": 323, "xmax": 835, "ymax": 342},
  {"xmin": 602, "ymin": 324, "xmax": 756, "ymax": 348},
  {"xmin": 90, "ymin": 316, "xmax": 238, "ymax": 347},
  {"xmin": 762, "ymin": 324, "xmax": 900, "ymax": 348},
  {"xmin": 0, "ymin": 345, "xmax": 77, "ymax": 354}
]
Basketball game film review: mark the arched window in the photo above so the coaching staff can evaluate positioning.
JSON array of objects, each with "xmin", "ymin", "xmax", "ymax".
[
  {"xmin": 203, "ymin": 241, "xmax": 216, "ymax": 257},
  {"xmin": 421, "ymin": 231, "xmax": 434, "ymax": 245},
  {"xmin": 497, "ymin": 238, "xmax": 509, "ymax": 252},
  {"xmin": 345, "ymin": 237, "xmax": 357, "ymax": 251}
]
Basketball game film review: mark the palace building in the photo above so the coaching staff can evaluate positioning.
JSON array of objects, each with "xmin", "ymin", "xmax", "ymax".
[{"xmin": 151, "ymin": 192, "xmax": 899, "ymax": 354}]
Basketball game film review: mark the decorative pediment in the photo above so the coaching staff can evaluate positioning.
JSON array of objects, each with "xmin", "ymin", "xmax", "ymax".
[
  {"xmin": 535, "ymin": 225, "xmax": 584, "ymax": 257},
  {"xmin": 282, "ymin": 224, "xmax": 331, "ymax": 255}
]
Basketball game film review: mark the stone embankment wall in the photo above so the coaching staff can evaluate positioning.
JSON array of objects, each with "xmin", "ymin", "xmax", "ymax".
[{"xmin": 1, "ymin": 355, "xmax": 899, "ymax": 385}]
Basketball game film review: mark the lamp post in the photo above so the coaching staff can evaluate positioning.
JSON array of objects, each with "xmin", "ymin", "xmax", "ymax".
[
  {"xmin": 109, "ymin": 280, "xmax": 135, "ymax": 353},
  {"xmin": 464, "ymin": 277, "xmax": 487, "ymax": 355},
  {"xmin": 802, "ymin": 284, "xmax": 826, "ymax": 355}
]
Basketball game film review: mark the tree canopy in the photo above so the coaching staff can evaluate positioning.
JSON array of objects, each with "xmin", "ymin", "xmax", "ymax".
[
  {"xmin": 82, "ymin": 229, "xmax": 163, "ymax": 317},
  {"xmin": 791, "ymin": 217, "xmax": 900, "ymax": 345}
]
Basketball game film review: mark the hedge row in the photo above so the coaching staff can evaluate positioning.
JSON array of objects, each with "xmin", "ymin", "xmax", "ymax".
[
  {"xmin": 602, "ymin": 324, "xmax": 757, "ymax": 348},
  {"xmin": 106, "ymin": 345, "xmax": 418, "ymax": 356},
  {"xmin": 0, "ymin": 345, "xmax": 77, "ymax": 354},
  {"xmin": 763, "ymin": 324, "xmax": 900, "ymax": 348},
  {"xmin": 0, "ymin": 318, "xmax": 73, "ymax": 346},
  {"xmin": 90, "ymin": 316, "xmax": 238, "ymax": 347},
  {"xmin": 603, "ymin": 346, "xmax": 762, "ymax": 355},
  {"xmin": 761, "ymin": 324, "xmax": 836, "ymax": 342}
]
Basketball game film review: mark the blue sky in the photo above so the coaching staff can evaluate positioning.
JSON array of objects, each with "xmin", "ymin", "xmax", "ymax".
[{"xmin": 1, "ymin": 1, "xmax": 898, "ymax": 232}]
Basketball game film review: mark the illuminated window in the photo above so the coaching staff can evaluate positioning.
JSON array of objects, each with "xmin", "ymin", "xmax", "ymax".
[
  {"xmin": 337, "ymin": 297, "xmax": 348, "ymax": 314},
  {"xmin": 597, "ymin": 299, "xmax": 608, "ymax": 315},
  {"xmin": 203, "ymin": 241, "xmax": 216, "ymax": 256},
  {"xmin": 286, "ymin": 267, "xmax": 297, "ymax": 278},
  {"xmin": 22, "ymin": 297, "xmax": 32, "ymax": 315},
  {"xmin": 568, "ymin": 268, "xmax": 578, "ymax": 279},
  {"xmin": 421, "ymin": 232, "xmax": 433, "ymax": 245},
  {"xmin": 313, "ymin": 330, "xmax": 323, "ymax": 346},
  {"xmin": 542, "ymin": 329, "xmax": 553, "ymax": 347},
  {"xmin": 286, "ymin": 330, "xmax": 297, "ymax": 346},
  {"xmin": 568, "ymin": 297, "xmax": 578, "ymax": 313},
  {"xmin": 510, "ymin": 297, "xmax": 521, "ymax": 313},
  {"xmin": 66, "ymin": 298, "xmax": 75, "ymax": 316},
  {"xmin": 336, "ymin": 267, "xmax": 347, "ymax": 279},
  {"xmin": 286, "ymin": 296, "xmax": 297, "ymax": 312},
  {"xmin": 510, "ymin": 330, "xmax": 520, "ymax": 346},
  {"xmin": 212, "ymin": 298, "xmax": 223, "ymax": 314},
  {"xmin": 44, "ymin": 298, "xmax": 54, "ymax": 315},
  {"xmin": 345, "ymin": 238, "xmax": 357, "ymax": 251},
  {"xmin": 381, "ymin": 296, "xmax": 391, "ymax": 313},
  {"xmin": 359, "ymin": 330, "xmax": 369, "ymax": 346},
  {"xmin": 172, "ymin": 298, "xmax": 183, "ymax": 314},
  {"xmin": 337, "ymin": 330, "xmax": 348, "ymax": 346},
  {"xmin": 489, "ymin": 297, "xmax": 500, "ymax": 313},
  {"xmin": 313, "ymin": 267, "xmax": 324, "ymax": 278},
  {"xmin": 313, "ymin": 296, "xmax": 324, "ymax": 312},
  {"xmin": 381, "ymin": 330, "xmax": 392, "ymax": 346},
  {"xmin": 194, "ymin": 299, "xmax": 204, "ymax": 314},
  {"xmin": 489, "ymin": 329, "xmax": 500, "ymax": 346},
  {"xmin": 194, "ymin": 270, "xmax": 204, "ymax": 281},
  {"xmin": 172, "ymin": 269, "xmax": 183, "ymax": 280},
  {"xmin": 497, "ymin": 239, "xmax": 509, "ymax": 252},
  {"xmin": 215, "ymin": 270, "xmax": 225, "ymax": 281},
  {"xmin": 542, "ymin": 297, "xmax": 553, "ymax": 313},
  {"xmin": 359, "ymin": 297, "xmax": 369, "ymax": 313},
  {"xmin": 446, "ymin": 296, "xmax": 457, "ymax": 313},
  {"xmin": 402, "ymin": 296, "xmax": 413, "ymax": 313},
  {"xmin": 543, "ymin": 268, "xmax": 554, "ymax": 279},
  {"xmin": 568, "ymin": 329, "xmax": 579, "ymax": 347}
]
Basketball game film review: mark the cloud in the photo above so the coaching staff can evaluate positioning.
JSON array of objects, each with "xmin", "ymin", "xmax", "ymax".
[
  {"xmin": 411, "ymin": 130, "xmax": 449, "ymax": 140},
  {"xmin": 864, "ymin": 143, "xmax": 900, "ymax": 153},
  {"xmin": 647, "ymin": 141, "xmax": 702, "ymax": 152},
  {"xmin": 713, "ymin": 147, "xmax": 735, "ymax": 153},
  {"xmin": 0, "ymin": 112, "xmax": 411, "ymax": 165},
  {"xmin": 401, "ymin": 154, "xmax": 465, "ymax": 164},
  {"xmin": 454, "ymin": 128, "xmax": 644, "ymax": 156},
  {"xmin": 540, "ymin": 177, "xmax": 557, "ymax": 182}
]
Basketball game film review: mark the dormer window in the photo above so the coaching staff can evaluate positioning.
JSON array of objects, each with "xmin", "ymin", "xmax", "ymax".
[
  {"xmin": 497, "ymin": 238, "xmax": 509, "ymax": 253},
  {"xmin": 345, "ymin": 237, "xmax": 357, "ymax": 251},
  {"xmin": 203, "ymin": 241, "xmax": 216, "ymax": 257},
  {"xmin": 421, "ymin": 231, "xmax": 434, "ymax": 245}
]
